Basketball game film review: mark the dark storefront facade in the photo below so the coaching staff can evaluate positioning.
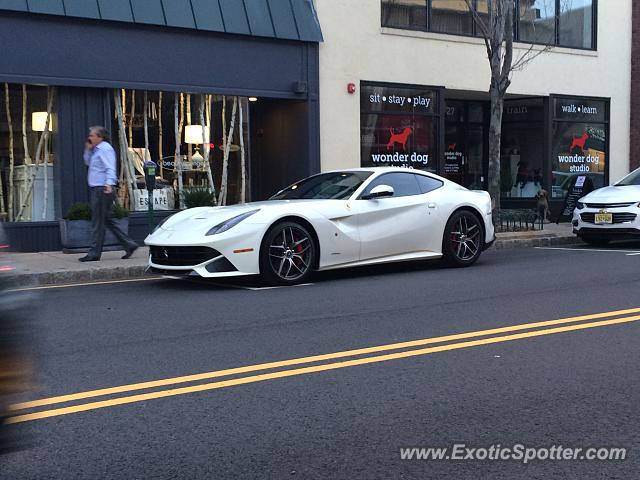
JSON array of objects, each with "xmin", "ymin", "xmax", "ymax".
[
  {"xmin": 0, "ymin": 1, "xmax": 322, "ymax": 251},
  {"xmin": 360, "ymin": 81, "xmax": 610, "ymax": 219}
]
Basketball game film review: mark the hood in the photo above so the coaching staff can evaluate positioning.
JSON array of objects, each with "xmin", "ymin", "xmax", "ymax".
[
  {"xmin": 158, "ymin": 199, "xmax": 341, "ymax": 234},
  {"xmin": 581, "ymin": 185, "xmax": 640, "ymax": 204}
]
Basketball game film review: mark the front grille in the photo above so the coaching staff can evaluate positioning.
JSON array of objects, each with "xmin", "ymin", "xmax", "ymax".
[
  {"xmin": 150, "ymin": 246, "xmax": 221, "ymax": 266},
  {"xmin": 580, "ymin": 213, "xmax": 638, "ymax": 224},
  {"xmin": 584, "ymin": 202, "xmax": 635, "ymax": 208}
]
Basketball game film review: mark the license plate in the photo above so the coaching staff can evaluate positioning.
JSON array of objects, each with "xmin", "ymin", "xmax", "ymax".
[{"xmin": 595, "ymin": 213, "xmax": 612, "ymax": 224}]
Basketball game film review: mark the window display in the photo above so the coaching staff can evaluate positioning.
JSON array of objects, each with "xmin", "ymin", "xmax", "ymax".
[
  {"xmin": 360, "ymin": 82, "xmax": 439, "ymax": 173},
  {"xmin": 0, "ymin": 84, "xmax": 56, "ymax": 222},
  {"xmin": 110, "ymin": 90, "xmax": 249, "ymax": 212},
  {"xmin": 500, "ymin": 99, "xmax": 544, "ymax": 199},
  {"xmin": 551, "ymin": 97, "xmax": 607, "ymax": 199}
]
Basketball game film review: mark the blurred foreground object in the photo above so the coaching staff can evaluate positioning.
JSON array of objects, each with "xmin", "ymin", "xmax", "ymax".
[{"xmin": 0, "ymin": 224, "xmax": 34, "ymax": 454}]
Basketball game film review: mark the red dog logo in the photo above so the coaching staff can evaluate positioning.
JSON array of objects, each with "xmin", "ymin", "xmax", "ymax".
[
  {"xmin": 386, "ymin": 127, "xmax": 412, "ymax": 151},
  {"xmin": 448, "ymin": 143, "xmax": 457, "ymax": 151},
  {"xmin": 569, "ymin": 132, "xmax": 589, "ymax": 152}
]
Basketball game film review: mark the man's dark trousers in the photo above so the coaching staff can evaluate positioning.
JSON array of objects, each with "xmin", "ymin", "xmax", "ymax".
[{"xmin": 88, "ymin": 187, "xmax": 136, "ymax": 259}]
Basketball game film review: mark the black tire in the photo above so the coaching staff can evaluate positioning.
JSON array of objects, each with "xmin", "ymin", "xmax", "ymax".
[
  {"xmin": 581, "ymin": 236, "xmax": 610, "ymax": 247},
  {"xmin": 259, "ymin": 221, "xmax": 316, "ymax": 285},
  {"xmin": 442, "ymin": 210, "xmax": 484, "ymax": 267}
]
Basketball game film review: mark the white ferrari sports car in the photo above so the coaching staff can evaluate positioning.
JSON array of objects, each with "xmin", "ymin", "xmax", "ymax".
[
  {"xmin": 572, "ymin": 166, "xmax": 640, "ymax": 246},
  {"xmin": 145, "ymin": 167, "xmax": 495, "ymax": 285}
]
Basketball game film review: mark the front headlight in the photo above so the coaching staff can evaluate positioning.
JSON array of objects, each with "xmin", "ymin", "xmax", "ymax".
[
  {"xmin": 576, "ymin": 202, "xmax": 584, "ymax": 209},
  {"xmin": 206, "ymin": 209, "xmax": 260, "ymax": 236}
]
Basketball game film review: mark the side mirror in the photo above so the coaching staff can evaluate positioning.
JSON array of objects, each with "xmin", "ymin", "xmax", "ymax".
[{"xmin": 362, "ymin": 184, "xmax": 394, "ymax": 200}]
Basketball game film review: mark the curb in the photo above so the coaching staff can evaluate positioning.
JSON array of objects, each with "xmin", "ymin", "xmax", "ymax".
[
  {"xmin": 11, "ymin": 234, "xmax": 580, "ymax": 287},
  {"xmin": 13, "ymin": 265, "xmax": 151, "ymax": 288},
  {"xmin": 493, "ymin": 235, "xmax": 580, "ymax": 250}
]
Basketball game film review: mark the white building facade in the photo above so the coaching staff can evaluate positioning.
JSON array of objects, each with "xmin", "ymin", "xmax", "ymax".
[{"xmin": 315, "ymin": 0, "xmax": 630, "ymax": 214}]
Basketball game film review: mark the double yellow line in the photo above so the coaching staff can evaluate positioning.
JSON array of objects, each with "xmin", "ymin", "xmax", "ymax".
[{"xmin": 8, "ymin": 307, "xmax": 640, "ymax": 424}]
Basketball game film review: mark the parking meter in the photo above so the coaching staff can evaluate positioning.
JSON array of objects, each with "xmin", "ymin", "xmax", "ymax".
[
  {"xmin": 144, "ymin": 161, "xmax": 157, "ymax": 191},
  {"xmin": 143, "ymin": 161, "xmax": 157, "ymax": 233}
]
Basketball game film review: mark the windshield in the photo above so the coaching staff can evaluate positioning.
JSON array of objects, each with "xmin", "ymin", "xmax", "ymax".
[
  {"xmin": 615, "ymin": 168, "xmax": 640, "ymax": 186},
  {"xmin": 270, "ymin": 171, "xmax": 373, "ymax": 200}
]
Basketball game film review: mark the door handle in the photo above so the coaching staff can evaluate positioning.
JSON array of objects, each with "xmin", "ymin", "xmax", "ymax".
[{"xmin": 427, "ymin": 203, "xmax": 436, "ymax": 209}]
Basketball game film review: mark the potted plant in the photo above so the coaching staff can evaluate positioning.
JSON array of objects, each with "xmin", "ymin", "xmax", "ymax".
[
  {"xmin": 59, "ymin": 202, "xmax": 130, "ymax": 252},
  {"xmin": 181, "ymin": 187, "xmax": 216, "ymax": 208}
]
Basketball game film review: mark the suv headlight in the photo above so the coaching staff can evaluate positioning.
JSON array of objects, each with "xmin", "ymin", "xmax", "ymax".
[
  {"xmin": 576, "ymin": 202, "xmax": 584, "ymax": 209},
  {"xmin": 206, "ymin": 209, "xmax": 260, "ymax": 236}
]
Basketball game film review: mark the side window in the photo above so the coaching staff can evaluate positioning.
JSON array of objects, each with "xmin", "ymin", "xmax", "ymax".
[
  {"xmin": 360, "ymin": 172, "xmax": 422, "ymax": 198},
  {"xmin": 414, "ymin": 174, "xmax": 443, "ymax": 194}
]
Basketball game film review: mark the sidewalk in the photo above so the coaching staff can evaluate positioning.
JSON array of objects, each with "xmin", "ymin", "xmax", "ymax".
[{"xmin": 5, "ymin": 222, "xmax": 578, "ymax": 287}]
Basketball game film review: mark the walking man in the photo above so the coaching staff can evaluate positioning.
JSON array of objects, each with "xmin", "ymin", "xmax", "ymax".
[{"xmin": 79, "ymin": 126, "xmax": 138, "ymax": 262}]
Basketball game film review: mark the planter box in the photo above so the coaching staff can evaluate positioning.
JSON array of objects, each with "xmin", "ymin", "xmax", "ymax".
[{"xmin": 59, "ymin": 218, "xmax": 130, "ymax": 253}]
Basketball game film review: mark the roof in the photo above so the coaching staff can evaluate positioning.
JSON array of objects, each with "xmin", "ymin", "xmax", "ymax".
[{"xmin": 0, "ymin": 0, "xmax": 323, "ymax": 42}]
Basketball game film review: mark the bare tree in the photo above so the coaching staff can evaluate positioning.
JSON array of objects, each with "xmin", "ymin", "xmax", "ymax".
[{"xmin": 464, "ymin": 0, "xmax": 551, "ymax": 216}]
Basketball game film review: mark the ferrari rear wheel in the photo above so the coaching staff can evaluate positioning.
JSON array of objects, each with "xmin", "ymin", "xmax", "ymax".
[
  {"xmin": 259, "ymin": 221, "xmax": 316, "ymax": 285},
  {"xmin": 442, "ymin": 210, "xmax": 483, "ymax": 267}
]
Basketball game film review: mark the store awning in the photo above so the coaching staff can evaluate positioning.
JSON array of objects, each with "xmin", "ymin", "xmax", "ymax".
[{"xmin": 0, "ymin": 0, "xmax": 323, "ymax": 42}]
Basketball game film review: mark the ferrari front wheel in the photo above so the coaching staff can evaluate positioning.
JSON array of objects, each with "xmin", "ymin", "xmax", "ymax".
[
  {"xmin": 259, "ymin": 221, "xmax": 316, "ymax": 285},
  {"xmin": 442, "ymin": 210, "xmax": 483, "ymax": 267}
]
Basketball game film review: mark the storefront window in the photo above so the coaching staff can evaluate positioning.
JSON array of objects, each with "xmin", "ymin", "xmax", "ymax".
[
  {"xmin": 559, "ymin": 0, "xmax": 593, "ymax": 49},
  {"xmin": 431, "ymin": 0, "xmax": 473, "ymax": 35},
  {"xmin": 382, "ymin": 0, "xmax": 596, "ymax": 50},
  {"xmin": 500, "ymin": 99, "xmax": 545, "ymax": 199},
  {"xmin": 444, "ymin": 101, "xmax": 485, "ymax": 189},
  {"xmin": 110, "ymin": 90, "xmax": 249, "ymax": 213},
  {"xmin": 381, "ymin": 0, "xmax": 427, "ymax": 31},
  {"xmin": 551, "ymin": 97, "xmax": 607, "ymax": 199},
  {"xmin": 0, "ymin": 84, "xmax": 56, "ymax": 222},
  {"xmin": 519, "ymin": 0, "xmax": 556, "ymax": 44},
  {"xmin": 360, "ymin": 83, "xmax": 439, "ymax": 172}
]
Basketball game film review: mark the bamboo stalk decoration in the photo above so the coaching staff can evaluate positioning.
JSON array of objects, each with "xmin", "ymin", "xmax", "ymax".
[
  {"xmin": 218, "ymin": 96, "xmax": 237, "ymax": 206},
  {"xmin": 0, "ymin": 167, "xmax": 5, "ymax": 219},
  {"xmin": 239, "ymin": 98, "xmax": 246, "ymax": 203},
  {"xmin": 22, "ymin": 85, "xmax": 30, "ymax": 165},
  {"xmin": 199, "ymin": 94, "xmax": 216, "ymax": 201},
  {"xmin": 174, "ymin": 93, "xmax": 185, "ymax": 209},
  {"xmin": 41, "ymin": 91, "xmax": 51, "ymax": 220},
  {"xmin": 186, "ymin": 93, "xmax": 192, "ymax": 162},
  {"xmin": 219, "ymin": 96, "xmax": 227, "ymax": 205},
  {"xmin": 5, "ymin": 84, "xmax": 15, "ymax": 221},
  {"xmin": 0, "ymin": 89, "xmax": 4, "ymax": 217},
  {"xmin": 114, "ymin": 91, "xmax": 136, "ymax": 210},
  {"xmin": 118, "ymin": 90, "xmax": 126, "ymax": 188},
  {"xmin": 17, "ymin": 87, "xmax": 55, "ymax": 221},
  {"xmin": 128, "ymin": 90, "xmax": 135, "ymax": 147},
  {"xmin": 158, "ymin": 91, "xmax": 163, "ymax": 178},
  {"xmin": 143, "ymin": 91, "xmax": 149, "ymax": 162}
]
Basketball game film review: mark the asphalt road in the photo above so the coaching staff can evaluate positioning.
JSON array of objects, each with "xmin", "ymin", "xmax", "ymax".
[{"xmin": 2, "ymin": 243, "xmax": 640, "ymax": 479}]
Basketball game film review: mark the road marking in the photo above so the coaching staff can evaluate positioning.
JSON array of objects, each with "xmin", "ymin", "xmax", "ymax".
[
  {"xmin": 10, "ymin": 276, "xmax": 312, "ymax": 292},
  {"xmin": 7, "ymin": 313, "xmax": 640, "ymax": 424},
  {"xmin": 12, "ymin": 306, "xmax": 640, "ymax": 411},
  {"xmin": 10, "ymin": 308, "xmax": 640, "ymax": 421},
  {"xmin": 535, "ymin": 246, "xmax": 640, "ymax": 254},
  {"xmin": 9, "ymin": 276, "xmax": 163, "ymax": 292}
]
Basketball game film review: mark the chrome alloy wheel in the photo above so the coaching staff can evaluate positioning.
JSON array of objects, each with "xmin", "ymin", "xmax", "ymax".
[
  {"xmin": 450, "ymin": 215, "xmax": 481, "ymax": 261},
  {"xmin": 267, "ymin": 225, "xmax": 313, "ymax": 282}
]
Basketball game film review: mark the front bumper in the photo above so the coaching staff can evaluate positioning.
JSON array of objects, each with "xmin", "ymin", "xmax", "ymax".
[
  {"xmin": 145, "ymin": 223, "xmax": 267, "ymax": 278},
  {"xmin": 572, "ymin": 207, "xmax": 640, "ymax": 239}
]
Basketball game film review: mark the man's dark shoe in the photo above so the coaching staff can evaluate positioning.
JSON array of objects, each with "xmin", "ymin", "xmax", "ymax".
[
  {"xmin": 78, "ymin": 255, "xmax": 100, "ymax": 262},
  {"xmin": 122, "ymin": 244, "xmax": 139, "ymax": 259}
]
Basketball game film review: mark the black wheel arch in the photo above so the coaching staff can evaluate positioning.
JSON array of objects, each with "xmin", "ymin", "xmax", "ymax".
[
  {"xmin": 446, "ymin": 206, "xmax": 485, "ymax": 242},
  {"xmin": 260, "ymin": 216, "xmax": 321, "ymax": 271}
]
